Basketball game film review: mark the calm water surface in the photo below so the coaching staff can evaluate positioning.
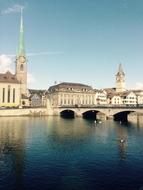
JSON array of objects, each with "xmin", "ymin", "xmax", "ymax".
[{"xmin": 0, "ymin": 116, "xmax": 143, "ymax": 190}]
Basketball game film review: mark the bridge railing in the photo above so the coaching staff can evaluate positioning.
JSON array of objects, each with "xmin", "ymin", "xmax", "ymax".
[{"xmin": 56, "ymin": 104, "xmax": 143, "ymax": 109}]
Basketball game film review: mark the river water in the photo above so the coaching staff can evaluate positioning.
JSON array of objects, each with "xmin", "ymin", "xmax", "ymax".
[{"xmin": 0, "ymin": 116, "xmax": 143, "ymax": 190}]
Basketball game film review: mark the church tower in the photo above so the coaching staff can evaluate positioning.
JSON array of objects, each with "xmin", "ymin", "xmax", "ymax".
[
  {"xmin": 16, "ymin": 8, "xmax": 27, "ymax": 95},
  {"xmin": 116, "ymin": 63, "xmax": 126, "ymax": 92}
]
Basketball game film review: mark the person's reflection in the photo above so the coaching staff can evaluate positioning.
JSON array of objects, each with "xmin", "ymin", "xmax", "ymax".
[
  {"xmin": 118, "ymin": 139, "xmax": 127, "ymax": 160},
  {"xmin": 115, "ymin": 123, "xmax": 128, "ymax": 160}
]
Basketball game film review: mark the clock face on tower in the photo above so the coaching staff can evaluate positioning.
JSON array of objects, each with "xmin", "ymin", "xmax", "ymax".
[{"xmin": 19, "ymin": 56, "xmax": 26, "ymax": 63}]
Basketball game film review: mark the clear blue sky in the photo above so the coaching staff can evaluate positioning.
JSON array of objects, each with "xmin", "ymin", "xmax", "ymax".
[{"xmin": 0, "ymin": 0, "xmax": 143, "ymax": 90}]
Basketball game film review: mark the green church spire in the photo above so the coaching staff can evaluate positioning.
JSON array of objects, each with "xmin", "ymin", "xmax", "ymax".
[{"xmin": 18, "ymin": 8, "xmax": 25, "ymax": 56}]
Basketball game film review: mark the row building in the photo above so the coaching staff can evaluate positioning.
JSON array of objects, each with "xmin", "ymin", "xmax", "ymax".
[{"xmin": 48, "ymin": 64, "xmax": 143, "ymax": 108}]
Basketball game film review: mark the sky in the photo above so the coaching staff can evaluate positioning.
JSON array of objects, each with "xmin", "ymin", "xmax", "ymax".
[{"xmin": 0, "ymin": 0, "xmax": 143, "ymax": 90}]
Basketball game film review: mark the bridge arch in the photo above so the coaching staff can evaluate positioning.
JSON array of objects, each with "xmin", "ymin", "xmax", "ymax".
[
  {"xmin": 113, "ymin": 110, "xmax": 136, "ymax": 122},
  {"xmin": 58, "ymin": 107, "xmax": 142, "ymax": 121},
  {"xmin": 60, "ymin": 109, "xmax": 75, "ymax": 118},
  {"xmin": 82, "ymin": 109, "xmax": 106, "ymax": 120}
]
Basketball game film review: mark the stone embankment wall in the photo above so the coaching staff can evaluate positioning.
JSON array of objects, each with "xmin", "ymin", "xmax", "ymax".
[{"xmin": 0, "ymin": 108, "xmax": 48, "ymax": 116}]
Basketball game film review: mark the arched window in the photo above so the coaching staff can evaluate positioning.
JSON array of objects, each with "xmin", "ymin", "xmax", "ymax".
[
  {"xmin": 22, "ymin": 101, "xmax": 25, "ymax": 105},
  {"xmin": 13, "ymin": 89, "xmax": 15, "ymax": 103},
  {"xmin": 8, "ymin": 85, "xmax": 10, "ymax": 103},
  {"xmin": 2, "ymin": 88, "xmax": 5, "ymax": 103},
  {"xmin": 20, "ymin": 64, "xmax": 24, "ymax": 71}
]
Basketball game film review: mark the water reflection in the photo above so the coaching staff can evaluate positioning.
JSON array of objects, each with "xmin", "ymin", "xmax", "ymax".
[
  {"xmin": 129, "ymin": 115, "xmax": 143, "ymax": 128},
  {"xmin": 0, "ymin": 116, "xmax": 142, "ymax": 190},
  {"xmin": 0, "ymin": 117, "xmax": 27, "ymax": 190},
  {"xmin": 114, "ymin": 122, "xmax": 128, "ymax": 160},
  {"xmin": 44, "ymin": 117, "xmax": 95, "ymax": 150}
]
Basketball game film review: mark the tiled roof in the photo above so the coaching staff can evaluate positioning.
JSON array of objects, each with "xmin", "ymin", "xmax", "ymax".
[
  {"xmin": 94, "ymin": 89, "xmax": 106, "ymax": 93},
  {"xmin": 119, "ymin": 91, "xmax": 134, "ymax": 97},
  {"xmin": 0, "ymin": 71, "xmax": 19, "ymax": 84},
  {"xmin": 131, "ymin": 90, "xmax": 143, "ymax": 95},
  {"xmin": 107, "ymin": 93, "xmax": 121, "ymax": 99},
  {"xmin": 104, "ymin": 88, "xmax": 116, "ymax": 94},
  {"xmin": 48, "ymin": 82, "xmax": 93, "ymax": 92},
  {"xmin": 29, "ymin": 89, "xmax": 47, "ymax": 96}
]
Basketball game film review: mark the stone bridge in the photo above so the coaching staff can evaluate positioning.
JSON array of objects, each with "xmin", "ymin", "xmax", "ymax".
[{"xmin": 49, "ymin": 105, "xmax": 143, "ymax": 121}]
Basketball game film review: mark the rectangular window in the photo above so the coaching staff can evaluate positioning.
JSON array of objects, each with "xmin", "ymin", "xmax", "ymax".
[
  {"xmin": 2, "ymin": 88, "xmax": 5, "ymax": 103},
  {"xmin": 8, "ymin": 85, "xmax": 10, "ymax": 103},
  {"xmin": 13, "ymin": 88, "xmax": 15, "ymax": 103}
]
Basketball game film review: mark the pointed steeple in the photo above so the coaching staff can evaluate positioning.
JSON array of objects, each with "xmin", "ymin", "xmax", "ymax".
[
  {"xmin": 116, "ymin": 63, "xmax": 126, "ymax": 92},
  {"xmin": 18, "ymin": 8, "xmax": 25, "ymax": 56},
  {"xmin": 16, "ymin": 8, "xmax": 27, "ymax": 96},
  {"xmin": 117, "ymin": 63, "xmax": 125, "ymax": 75}
]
